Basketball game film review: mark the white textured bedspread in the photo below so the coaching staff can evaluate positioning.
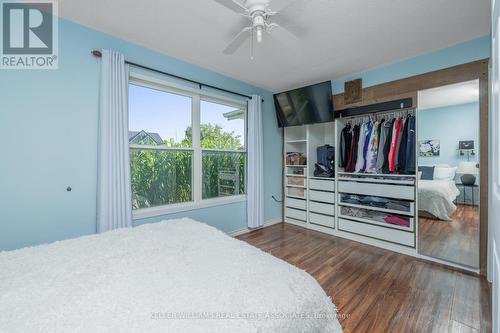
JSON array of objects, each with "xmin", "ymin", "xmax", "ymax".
[
  {"xmin": 418, "ymin": 180, "xmax": 460, "ymax": 220},
  {"xmin": 0, "ymin": 218, "xmax": 342, "ymax": 333}
]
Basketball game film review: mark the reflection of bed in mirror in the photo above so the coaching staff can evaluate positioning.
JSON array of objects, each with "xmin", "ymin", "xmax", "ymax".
[
  {"xmin": 418, "ymin": 165, "xmax": 460, "ymax": 221},
  {"xmin": 416, "ymin": 79, "xmax": 481, "ymax": 269},
  {"xmin": 418, "ymin": 179, "xmax": 460, "ymax": 220}
]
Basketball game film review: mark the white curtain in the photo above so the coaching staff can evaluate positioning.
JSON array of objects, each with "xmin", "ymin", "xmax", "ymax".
[
  {"xmin": 97, "ymin": 50, "xmax": 132, "ymax": 233},
  {"xmin": 247, "ymin": 95, "xmax": 264, "ymax": 228}
]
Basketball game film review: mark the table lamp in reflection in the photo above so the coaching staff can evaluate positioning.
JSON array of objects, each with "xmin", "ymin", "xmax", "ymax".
[{"xmin": 457, "ymin": 161, "xmax": 478, "ymax": 186}]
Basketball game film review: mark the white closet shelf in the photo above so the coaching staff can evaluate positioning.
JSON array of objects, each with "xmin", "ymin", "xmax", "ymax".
[
  {"xmin": 337, "ymin": 177, "xmax": 415, "ymax": 186},
  {"xmin": 338, "ymin": 202, "xmax": 414, "ymax": 217},
  {"xmin": 338, "ymin": 214, "xmax": 414, "ymax": 232},
  {"xmin": 338, "ymin": 172, "xmax": 416, "ymax": 178},
  {"xmin": 286, "ymin": 139, "xmax": 307, "ymax": 143},
  {"xmin": 309, "ymin": 176, "xmax": 335, "ymax": 181},
  {"xmin": 285, "ymin": 174, "xmax": 306, "ymax": 178},
  {"xmin": 286, "ymin": 165, "xmax": 307, "ymax": 168}
]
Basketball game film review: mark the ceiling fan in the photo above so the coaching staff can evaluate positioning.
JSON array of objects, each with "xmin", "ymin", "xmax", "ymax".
[{"xmin": 213, "ymin": 0, "xmax": 302, "ymax": 55}]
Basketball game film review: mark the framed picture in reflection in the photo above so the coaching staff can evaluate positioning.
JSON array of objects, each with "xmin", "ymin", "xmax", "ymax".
[{"xmin": 418, "ymin": 139, "xmax": 440, "ymax": 157}]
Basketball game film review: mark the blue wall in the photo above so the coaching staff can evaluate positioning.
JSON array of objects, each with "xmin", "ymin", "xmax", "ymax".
[
  {"xmin": 0, "ymin": 18, "xmax": 282, "ymax": 251},
  {"xmin": 331, "ymin": 36, "xmax": 490, "ymax": 94},
  {"xmin": 418, "ymin": 102, "xmax": 479, "ymax": 168}
]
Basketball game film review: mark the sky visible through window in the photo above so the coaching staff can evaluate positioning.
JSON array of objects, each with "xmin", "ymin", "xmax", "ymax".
[{"xmin": 129, "ymin": 84, "xmax": 245, "ymax": 146}]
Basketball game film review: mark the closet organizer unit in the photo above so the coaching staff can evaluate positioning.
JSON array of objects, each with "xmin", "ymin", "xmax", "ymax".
[
  {"xmin": 284, "ymin": 123, "xmax": 336, "ymax": 230},
  {"xmin": 336, "ymin": 110, "xmax": 417, "ymax": 248}
]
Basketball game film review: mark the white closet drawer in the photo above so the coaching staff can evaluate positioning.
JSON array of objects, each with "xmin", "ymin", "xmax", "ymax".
[
  {"xmin": 287, "ymin": 176, "xmax": 306, "ymax": 187},
  {"xmin": 285, "ymin": 197, "xmax": 306, "ymax": 210},
  {"xmin": 309, "ymin": 190, "xmax": 335, "ymax": 203},
  {"xmin": 286, "ymin": 217, "xmax": 306, "ymax": 224},
  {"xmin": 285, "ymin": 207, "xmax": 306, "ymax": 221},
  {"xmin": 309, "ymin": 201, "xmax": 335, "ymax": 216},
  {"xmin": 309, "ymin": 179, "xmax": 335, "ymax": 192},
  {"xmin": 338, "ymin": 181, "xmax": 414, "ymax": 200},
  {"xmin": 338, "ymin": 218, "xmax": 415, "ymax": 247},
  {"xmin": 286, "ymin": 186, "xmax": 306, "ymax": 198},
  {"xmin": 309, "ymin": 212, "xmax": 335, "ymax": 228}
]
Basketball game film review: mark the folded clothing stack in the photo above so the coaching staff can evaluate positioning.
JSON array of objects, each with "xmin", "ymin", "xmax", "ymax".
[
  {"xmin": 340, "ymin": 206, "xmax": 410, "ymax": 228},
  {"xmin": 341, "ymin": 194, "xmax": 411, "ymax": 212}
]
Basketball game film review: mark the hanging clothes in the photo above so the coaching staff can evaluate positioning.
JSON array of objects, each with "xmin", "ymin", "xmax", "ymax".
[
  {"xmin": 388, "ymin": 117, "xmax": 402, "ymax": 172},
  {"xmin": 339, "ymin": 124, "xmax": 352, "ymax": 168},
  {"xmin": 342, "ymin": 111, "xmax": 415, "ymax": 175},
  {"xmin": 361, "ymin": 121, "xmax": 373, "ymax": 172},
  {"xmin": 404, "ymin": 116, "xmax": 416, "ymax": 174},
  {"xmin": 405, "ymin": 116, "xmax": 416, "ymax": 174},
  {"xmin": 345, "ymin": 125, "xmax": 360, "ymax": 172},
  {"xmin": 365, "ymin": 120, "xmax": 380, "ymax": 173},
  {"xmin": 375, "ymin": 119, "xmax": 386, "ymax": 173},
  {"xmin": 397, "ymin": 116, "xmax": 409, "ymax": 173},
  {"xmin": 376, "ymin": 118, "xmax": 394, "ymax": 174},
  {"xmin": 355, "ymin": 122, "xmax": 368, "ymax": 172},
  {"xmin": 394, "ymin": 117, "xmax": 406, "ymax": 172}
]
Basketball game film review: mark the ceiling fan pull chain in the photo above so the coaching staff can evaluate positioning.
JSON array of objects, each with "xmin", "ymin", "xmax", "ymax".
[{"xmin": 251, "ymin": 28, "xmax": 255, "ymax": 60}]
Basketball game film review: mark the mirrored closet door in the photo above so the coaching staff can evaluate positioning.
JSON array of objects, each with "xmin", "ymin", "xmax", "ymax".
[{"xmin": 417, "ymin": 80, "xmax": 480, "ymax": 268}]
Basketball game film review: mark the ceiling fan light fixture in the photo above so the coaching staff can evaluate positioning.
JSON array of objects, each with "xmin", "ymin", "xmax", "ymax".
[
  {"xmin": 252, "ymin": 13, "xmax": 265, "ymax": 43},
  {"xmin": 256, "ymin": 26, "xmax": 263, "ymax": 43}
]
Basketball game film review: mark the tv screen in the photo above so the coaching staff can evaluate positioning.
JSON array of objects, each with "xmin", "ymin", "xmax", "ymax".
[{"xmin": 273, "ymin": 81, "xmax": 333, "ymax": 128}]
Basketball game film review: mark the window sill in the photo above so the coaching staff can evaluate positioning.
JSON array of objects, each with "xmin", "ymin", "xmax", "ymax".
[{"xmin": 132, "ymin": 195, "xmax": 247, "ymax": 220}]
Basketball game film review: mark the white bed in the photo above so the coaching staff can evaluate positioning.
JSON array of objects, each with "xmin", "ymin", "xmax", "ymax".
[
  {"xmin": 0, "ymin": 218, "xmax": 342, "ymax": 333},
  {"xmin": 418, "ymin": 179, "xmax": 460, "ymax": 220}
]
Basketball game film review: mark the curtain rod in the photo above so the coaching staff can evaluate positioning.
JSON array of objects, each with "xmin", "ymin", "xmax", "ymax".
[{"xmin": 91, "ymin": 50, "xmax": 262, "ymax": 102}]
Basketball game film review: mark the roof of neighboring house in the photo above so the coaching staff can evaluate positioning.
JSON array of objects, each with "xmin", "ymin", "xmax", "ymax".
[
  {"xmin": 223, "ymin": 109, "xmax": 244, "ymax": 120},
  {"xmin": 128, "ymin": 130, "xmax": 163, "ymax": 145}
]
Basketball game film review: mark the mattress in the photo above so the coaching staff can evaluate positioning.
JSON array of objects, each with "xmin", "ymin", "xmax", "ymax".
[
  {"xmin": 418, "ymin": 179, "xmax": 460, "ymax": 220},
  {"xmin": 0, "ymin": 218, "xmax": 342, "ymax": 333}
]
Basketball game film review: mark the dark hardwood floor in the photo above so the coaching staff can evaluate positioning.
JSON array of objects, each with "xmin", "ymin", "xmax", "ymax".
[
  {"xmin": 419, "ymin": 205, "xmax": 479, "ymax": 268},
  {"xmin": 237, "ymin": 223, "xmax": 491, "ymax": 333}
]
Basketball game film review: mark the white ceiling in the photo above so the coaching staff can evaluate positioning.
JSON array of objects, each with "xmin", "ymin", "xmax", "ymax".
[
  {"xmin": 58, "ymin": 0, "xmax": 490, "ymax": 92},
  {"xmin": 418, "ymin": 79, "xmax": 480, "ymax": 110}
]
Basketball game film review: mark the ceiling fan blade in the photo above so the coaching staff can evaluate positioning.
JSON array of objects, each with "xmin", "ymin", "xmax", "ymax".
[
  {"xmin": 213, "ymin": 0, "xmax": 248, "ymax": 14},
  {"xmin": 223, "ymin": 27, "xmax": 252, "ymax": 54},
  {"xmin": 268, "ymin": 0, "xmax": 298, "ymax": 13},
  {"xmin": 272, "ymin": 14, "xmax": 306, "ymax": 39}
]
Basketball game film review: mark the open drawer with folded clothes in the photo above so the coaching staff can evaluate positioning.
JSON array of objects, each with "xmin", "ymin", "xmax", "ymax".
[
  {"xmin": 340, "ymin": 194, "xmax": 414, "ymax": 215},
  {"xmin": 339, "ymin": 206, "xmax": 413, "ymax": 230}
]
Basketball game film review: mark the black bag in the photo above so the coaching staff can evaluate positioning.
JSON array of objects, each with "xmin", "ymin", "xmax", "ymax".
[
  {"xmin": 317, "ymin": 145, "xmax": 335, "ymax": 171},
  {"xmin": 314, "ymin": 163, "xmax": 334, "ymax": 178}
]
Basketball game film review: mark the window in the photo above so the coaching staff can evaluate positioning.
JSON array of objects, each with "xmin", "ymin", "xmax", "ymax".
[
  {"xmin": 201, "ymin": 100, "xmax": 246, "ymax": 199},
  {"xmin": 129, "ymin": 84, "xmax": 193, "ymax": 209},
  {"xmin": 128, "ymin": 76, "xmax": 247, "ymax": 216}
]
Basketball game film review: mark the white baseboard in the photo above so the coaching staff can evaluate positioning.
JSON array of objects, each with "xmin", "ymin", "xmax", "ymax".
[{"xmin": 229, "ymin": 218, "xmax": 283, "ymax": 237}]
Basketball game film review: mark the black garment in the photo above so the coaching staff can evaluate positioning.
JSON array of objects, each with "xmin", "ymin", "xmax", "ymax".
[
  {"xmin": 339, "ymin": 124, "xmax": 352, "ymax": 167},
  {"xmin": 345, "ymin": 124, "xmax": 360, "ymax": 172},
  {"xmin": 397, "ymin": 116, "xmax": 409, "ymax": 173},
  {"xmin": 380, "ymin": 119, "xmax": 394, "ymax": 174},
  {"xmin": 377, "ymin": 119, "xmax": 384, "ymax": 137},
  {"xmin": 404, "ymin": 116, "xmax": 416, "ymax": 174}
]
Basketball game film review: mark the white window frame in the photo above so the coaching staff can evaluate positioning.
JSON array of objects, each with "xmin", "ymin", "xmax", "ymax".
[{"xmin": 129, "ymin": 72, "xmax": 248, "ymax": 220}]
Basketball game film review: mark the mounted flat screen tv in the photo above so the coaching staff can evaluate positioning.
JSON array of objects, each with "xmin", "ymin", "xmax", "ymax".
[{"xmin": 274, "ymin": 81, "xmax": 333, "ymax": 128}]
